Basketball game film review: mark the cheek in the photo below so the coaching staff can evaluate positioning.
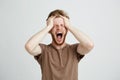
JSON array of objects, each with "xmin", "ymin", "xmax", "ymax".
[{"xmin": 63, "ymin": 28, "xmax": 68, "ymax": 33}]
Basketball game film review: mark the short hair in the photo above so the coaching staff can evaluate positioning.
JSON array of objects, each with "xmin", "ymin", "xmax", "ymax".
[{"xmin": 46, "ymin": 9, "xmax": 70, "ymax": 20}]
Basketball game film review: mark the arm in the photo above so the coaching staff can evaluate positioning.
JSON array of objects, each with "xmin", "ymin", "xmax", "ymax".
[
  {"xmin": 25, "ymin": 17, "xmax": 54, "ymax": 56},
  {"xmin": 63, "ymin": 17, "xmax": 94, "ymax": 55}
]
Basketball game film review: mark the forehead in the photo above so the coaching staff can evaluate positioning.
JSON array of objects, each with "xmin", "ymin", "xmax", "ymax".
[{"xmin": 53, "ymin": 17, "xmax": 64, "ymax": 24}]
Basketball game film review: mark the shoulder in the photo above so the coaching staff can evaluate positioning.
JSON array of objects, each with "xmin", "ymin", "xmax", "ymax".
[
  {"xmin": 34, "ymin": 43, "xmax": 51, "ymax": 60},
  {"xmin": 69, "ymin": 43, "xmax": 85, "ymax": 61}
]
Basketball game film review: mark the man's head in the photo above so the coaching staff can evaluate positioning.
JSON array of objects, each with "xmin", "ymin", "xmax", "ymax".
[
  {"xmin": 47, "ymin": 9, "xmax": 69, "ymax": 45},
  {"xmin": 46, "ymin": 9, "xmax": 69, "ymax": 21}
]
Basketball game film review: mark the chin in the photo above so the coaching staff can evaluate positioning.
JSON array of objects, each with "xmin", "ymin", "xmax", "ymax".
[{"xmin": 56, "ymin": 41, "xmax": 64, "ymax": 45}]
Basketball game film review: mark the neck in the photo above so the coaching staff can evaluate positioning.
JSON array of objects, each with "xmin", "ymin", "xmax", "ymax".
[{"xmin": 51, "ymin": 41, "xmax": 67, "ymax": 50}]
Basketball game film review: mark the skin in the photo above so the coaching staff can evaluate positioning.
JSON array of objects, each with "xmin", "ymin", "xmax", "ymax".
[
  {"xmin": 50, "ymin": 17, "xmax": 67, "ymax": 49},
  {"xmin": 25, "ymin": 16, "xmax": 94, "ymax": 56}
]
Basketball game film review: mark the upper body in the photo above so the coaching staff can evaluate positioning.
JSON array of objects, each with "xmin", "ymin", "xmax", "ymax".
[
  {"xmin": 25, "ymin": 9, "xmax": 94, "ymax": 80},
  {"xmin": 34, "ymin": 43, "xmax": 84, "ymax": 80}
]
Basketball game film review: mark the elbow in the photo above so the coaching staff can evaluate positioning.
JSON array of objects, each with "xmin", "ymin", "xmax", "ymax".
[
  {"xmin": 87, "ymin": 42, "xmax": 94, "ymax": 51},
  {"xmin": 83, "ymin": 42, "xmax": 94, "ymax": 55},
  {"xmin": 25, "ymin": 43, "xmax": 32, "ymax": 54},
  {"xmin": 77, "ymin": 42, "xmax": 94, "ymax": 55}
]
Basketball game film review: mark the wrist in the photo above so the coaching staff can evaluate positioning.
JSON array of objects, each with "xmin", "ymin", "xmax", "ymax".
[{"xmin": 46, "ymin": 25, "xmax": 52, "ymax": 32}]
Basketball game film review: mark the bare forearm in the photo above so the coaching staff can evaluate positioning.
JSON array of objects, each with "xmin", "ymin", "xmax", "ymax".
[
  {"xmin": 25, "ymin": 26, "xmax": 51, "ymax": 52},
  {"xmin": 68, "ymin": 26, "xmax": 93, "ymax": 47},
  {"xmin": 25, "ymin": 16, "xmax": 55, "ymax": 55},
  {"xmin": 62, "ymin": 16, "xmax": 94, "ymax": 54}
]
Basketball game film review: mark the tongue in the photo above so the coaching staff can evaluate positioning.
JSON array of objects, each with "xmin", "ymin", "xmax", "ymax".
[{"xmin": 57, "ymin": 35, "xmax": 62, "ymax": 39}]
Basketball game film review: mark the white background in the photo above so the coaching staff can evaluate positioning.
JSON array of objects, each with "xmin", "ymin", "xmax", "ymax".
[{"xmin": 0, "ymin": 0, "xmax": 120, "ymax": 80}]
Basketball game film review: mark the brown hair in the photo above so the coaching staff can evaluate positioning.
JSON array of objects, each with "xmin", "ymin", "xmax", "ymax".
[{"xmin": 46, "ymin": 9, "xmax": 70, "ymax": 20}]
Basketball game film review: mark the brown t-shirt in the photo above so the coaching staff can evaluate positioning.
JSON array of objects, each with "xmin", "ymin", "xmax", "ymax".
[{"xmin": 34, "ymin": 43, "xmax": 84, "ymax": 80}]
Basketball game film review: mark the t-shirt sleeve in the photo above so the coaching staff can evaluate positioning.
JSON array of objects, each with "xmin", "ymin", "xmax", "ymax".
[
  {"xmin": 71, "ymin": 43, "xmax": 85, "ymax": 62},
  {"xmin": 34, "ymin": 43, "xmax": 46, "ymax": 61}
]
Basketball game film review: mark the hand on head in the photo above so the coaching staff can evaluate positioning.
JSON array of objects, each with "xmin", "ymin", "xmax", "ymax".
[
  {"xmin": 59, "ymin": 15, "xmax": 71, "ymax": 29},
  {"xmin": 46, "ymin": 15, "xmax": 71, "ymax": 30},
  {"xmin": 46, "ymin": 16, "xmax": 56, "ymax": 29}
]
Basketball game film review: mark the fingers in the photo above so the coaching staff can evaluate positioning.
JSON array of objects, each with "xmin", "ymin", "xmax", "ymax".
[
  {"xmin": 59, "ymin": 15, "xmax": 70, "ymax": 28},
  {"xmin": 59, "ymin": 15, "xmax": 69, "ymax": 23},
  {"xmin": 46, "ymin": 15, "xmax": 70, "ymax": 29},
  {"xmin": 47, "ymin": 16, "xmax": 55, "ymax": 23},
  {"xmin": 46, "ymin": 16, "xmax": 55, "ymax": 27},
  {"xmin": 59, "ymin": 15, "xmax": 69, "ymax": 21}
]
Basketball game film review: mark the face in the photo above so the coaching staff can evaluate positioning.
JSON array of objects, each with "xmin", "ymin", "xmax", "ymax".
[{"xmin": 50, "ymin": 17, "xmax": 68, "ymax": 45}]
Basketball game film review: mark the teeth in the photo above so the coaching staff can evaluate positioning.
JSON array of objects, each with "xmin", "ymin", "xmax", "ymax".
[
  {"xmin": 56, "ymin": 32, "xmax": 62, "ymax": 38},
  {"xmin": 57, "ymin": 32, "xmax": 62, "ymax": 34}
]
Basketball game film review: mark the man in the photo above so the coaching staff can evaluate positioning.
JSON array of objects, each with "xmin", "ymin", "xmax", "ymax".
[{"xmin": 25, "ymin": 9, "xmax": 94, "ymax": 80}]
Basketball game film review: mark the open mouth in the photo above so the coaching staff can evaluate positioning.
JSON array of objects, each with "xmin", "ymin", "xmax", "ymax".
[{"xmin": 56, "ymin": 33, "xmax": 63, "ymax": 39}]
